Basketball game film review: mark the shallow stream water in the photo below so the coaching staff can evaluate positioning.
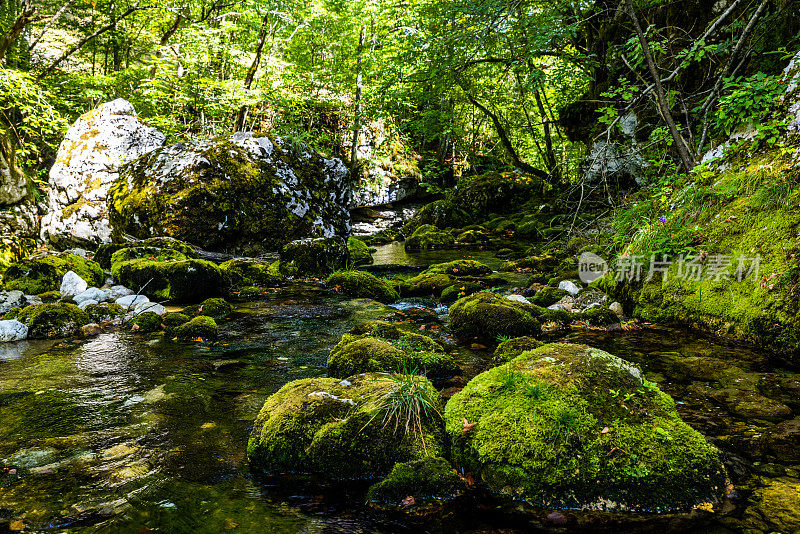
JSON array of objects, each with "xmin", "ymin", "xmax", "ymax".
[{"xmin": 0, "ymin": 247, "xmax": 797, "ymax": 533}]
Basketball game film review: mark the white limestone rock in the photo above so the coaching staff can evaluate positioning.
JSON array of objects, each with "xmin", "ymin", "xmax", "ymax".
[
  {"xmin": 0, "ymin": 290, "xmax": 26, "ymax": 315},
  {"xmin": 73, "ymin": 287, "xmax": 105, "ymax": 304},
  {"xmin": 60, "ymin": 271, "xmax": 88, "ymax": 298},
  {"xmin": 116, "ymin": 294, "xmax": 149, "ymax": 309},
  {"xmin": 0, "ymin": 320, "xmax": 28, "ymax": 342},
  {"xmin": 558, "ymin": 280, "xmax": 582, "ymax": 296},
  {"xmin": 40, "ymin": 99, "xmax": 166, "ymax": 248},
  {"xmin": 133, "ymin": 301, "xmax": 166, "ymax": 316}
]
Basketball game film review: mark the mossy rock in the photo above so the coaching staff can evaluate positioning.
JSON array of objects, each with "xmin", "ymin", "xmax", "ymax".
[
  {"xmin": 328, "ymin": 321, "xmax": 458, "ymax": 379},
  {"xmin": 401, "ymin": 272, "xmax": 455, "ymax": 298},
  {"xmin": 581, "ymin": 306, "xmax": 620, "ymax": 327},
  {"xmin": 440, "ymin": 282, "xmax": 484, "ymax": 304},
  {"xmin": 162, "ymin": 311, "xmax": 190, "ymax": 334},
  {"xmin": 174, "ymin": 315, "xmax": 218, "ymax": 340},
  {"xmin": 456, "ymin": 229, "xmax": 491, "ymax": 244},
  {"xmin": 84, "ymin": 302, "xmax": 125, "ymax": 322},
  {"xmin": 402, "ymin": 199, "xmax": 469, "ymax": 235},
  {"xmin": 280, "ymin": 236, "xmax": 349, "ymax": 277},
  {"xmin": 127, "ymin": 311, "xmax": 163, "ymax": 333},
  {"xmin": 247, "ymin": 373, "xmax": 445, "ymax": 479},
  {"xmin": 531, "ymin": 286, "xmax": 569, "ymax": 307},
  {"xmin": 219, "ymin": 258, "xmax": 283, "ymax": 288},
  {"xmin": 326, "ymin": 271, "xmax": 399, "ymax": 303},
  {"xmin": 3, "ymin": 306, "xmax": 21, "ymax": 320},
  {"xmin": 94, "ymin": 237, "xmax": 198, "ymax": 269},
  {"xmin": 111, "ymin": 258, "xmax": 223, "ymax": 302},
  {"xmin": 36, "ymin": 290, "xmax": 63, "ymax": 303},
  {"xmin": 404, "ymin": 225, "xmax": 456, "ymax": 251},
  {"xmin": 110, "ymin": 246, "xmax": 189, "ymax": 267},
  {"xmin": 423, "ymin": 260, "xmax": 492, "ymax": 277},
  {"xmin": 499, "ymin": 255, "xmax": 559, "ymax": 273},
  {"xmin": 366, "ymin": 456, "xmax": 465, "ymax": 506},
  {"xmin": 449, "ymin": 292, "xmax": 542, "ymax": 341},
  {"xmin": 3, "ymin": 253, "xmax": 104, "ymax": 294},
  {"xmin": 348, "ymin": 237, "xmax": 374, "ymax": 266},
  {"xmin": 445, "ymin": 343, "xmax": 726, "ymax": 511},
  {"xmin": 16, "ymin": 303, "xmax": 91, "ymax": 339},
  {"xmin": 181, "ymin": 298, "xmax": 233, "ymax": 320},
  {"xmin": 108, "ymin": 136, "xmax": 350, "ymax": 255},
  {"xmin": 493, "ymin": 336, "xmax": 544, "ymax": 364},
  {"xmin": 361, "ymin": 229, "xmax": 402, "ymax": 246}
]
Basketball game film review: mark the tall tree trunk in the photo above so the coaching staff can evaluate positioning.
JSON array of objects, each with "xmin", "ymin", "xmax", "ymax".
[
  {"xmin": 28, "ymin": 0, "xmax": 77, "ymax": 51},
  {"xmin": 0, "ymin": 6, "xmax": 42, "ymax": 64},
  {"xmin": 624, "ymin": 0, "xmax": 695, "ymax": 171},
  {"xmin": 148, "ymin": 13, "xmax": 182, "ymax": 77},
  {"xmin": 350, "ymin": 24, "xmax": 366, "ymax": 168},
  {"xmin": 234, "ymin": 9, "xmax": 272, "ymax": 132}
]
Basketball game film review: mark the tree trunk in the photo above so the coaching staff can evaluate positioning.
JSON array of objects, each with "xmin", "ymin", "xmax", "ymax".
[
  {"xmin": 624, "ymin": 0, "xmax": 695, "ymax": 171},
  {"xmin": 234, "ymin": 10, "xmax": 272, "ymax": 131},
  {"xmin": 350, "ymin": 24, "xmax": 366, "ymax": 168},
  {"xmin": 28, "ymin": 0, "xmax": 77, "ymax": 51},
  {"xmin": 0, "ymin": 7, "xmax": 42, "ymax": 64}
]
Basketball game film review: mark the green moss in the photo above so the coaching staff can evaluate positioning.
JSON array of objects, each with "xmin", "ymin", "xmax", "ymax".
[
  {"xmin": 423, "ymin": 259, "xmax": 492, "ymax": 277},
  {"xmin": 499, "ymin": 255, "xmax": 559, "ymax": 273},
  {"xmin": 162, "ymin": 311, "xmax": 191, "ymax": 333},
  {"xmin": 16, "ymin": 303, "xmax": 90, "ymax": 339},
  {"xmin": 328, "ymin": 322, "xmax": 458, "ymax": 378},
  {"xmin": 326, "ymin": 270, "xmax": 399, "ymax": 303},
  {"xmin": 3, "ymin": 306, "xmax": 21, "ymax": 320},
  {"xmin": 84, "ymin": 302, "xmax": 125, "ymax": 322},
  {"xmin": 530, "ymin": 286, "xmax": 568, "ymax": 307},
  {"xmin": 401, "ymin": 272, "xmax": 455, "ymax": 297},
  {"xmin": 348, "ymin": 237, "xmax": 374, "ymax": 266},
  {"xmin": 449, "ymin": 292, "xmax": 542, "ymax": 341},
  {"xmin": 404, "ymin": 224, "xmax": 456, "ymax": 251},
  {"xmin": 440, "ymin": 281, "xmax": 484, "ymax": 303},
  {"xmin": 4, "ymin": 254, "xmax": 104, "ymax": 294},
  {"xmin": 366, "ymin": 456, "xmax": 464, "ymax": 505},
  {"xmin": 110, "ymin": 246, "xmax": 188, "ymax": 266},
  {"xmin": 493, "ymin": 336, "xmax": 544, "ymax": 364},
  {"xmin": 36, "ymin": 290, "xmax": 62, "ymax": 303},
  {"xmin": 94, "ymin": 237, "xmax": 198, "ymax": 268},
  {"xmin": 581, "ymin": 306, "xmax": 620, "ymax": 326},
  {"xmin": 181, "ymin": 297, "xmax": 233, "ymax": 320},
  {"xmin": 174, "ymin": 316, "xmax": 219, "ymax": 340},
  {"xmin": 219, "ymin": 258, "xmax": 283, "ymax": 288},
  {"xmin": 127, "ymin": 312, "xmax": 163, "ymax": 333},
  {"xmin": 111, "ymin": 258, "xmax": 223, "ymax": 302},
  {"xmin": 247, "ymin": 373, "xmax": 445, "ymax": 479},
  {"xmin": 445, "ymin": 343, "xmax": 726, "ymax": 511},
  {"xmin": 280, "ymin": 236, "xmax": 349, "ymax": 277}
]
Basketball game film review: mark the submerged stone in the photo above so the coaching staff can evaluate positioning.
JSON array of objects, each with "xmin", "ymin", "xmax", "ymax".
[
  {"xmin": 366, "ymin": 456, "xmax": 465, "ymax": 507},
  {"xmin": 445, "ymin": 343, "xmax": 726, "ymax": 511}
]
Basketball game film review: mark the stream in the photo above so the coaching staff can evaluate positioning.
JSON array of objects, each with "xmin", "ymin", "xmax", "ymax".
[{"xmin": 0, "ymin": 245, "xmax": 797, "ymax": 533}]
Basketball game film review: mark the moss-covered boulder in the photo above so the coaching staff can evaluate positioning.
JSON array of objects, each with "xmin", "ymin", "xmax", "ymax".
[
  {"xmin": 326, "ymin": 271, "xmax": 399, "ymax": 303},
  {"xmin": 111, "ymin": 258, "xmax": 223, "ymax": 301},
  {"xmin": 449, "ymin": 292, "xmax": 542, "ymax": 341},
  {"xmin": 126, "ymin": 311, "xmax": 163, "ymax": 333},
  {"xmin": 219, "ymin": 258, "xmax": 282, "ymax": 288},
  {"xmin": 530, "ymin": 286, "xmax": 569, "ymax": 307},
  {"xmin": 423, "ymin": 259, "xmax": 492, "ymax": 277},
  {"xmin": 110, "ymin": 246, "xmax": 189, "ymax": 266},
  {"xmin": 366, "ymin": 456, "xmax": 465, "ymax": 506},
  {"xmin": 162, "ymin": 311, "xmax": 190, "ymax": 334},
  {"xmin": 247, "ymin": 372, "xmax": 445, "ymax": 479},
  {"xmin": 95, "ymin": 237, "xmax": 197, "ymax": 269},
  {"xmin": 328, "ymin": 321, "xmax": 459, "ymax": 378},
  {"xmin": 500, "ymin": 255, "xmax": 559, "ymax": 273},
  {"xmin": 348, "ymin": 237, "xmax": 374, "ymax": 266},
  {"xmin": 439, "ymin": 281, "xmax": 484, "ymax": 304},
  {"xmin": 174, "ymin": 315, "xmax": 218, "ymax": 340},
  {"xmin": 493, "ymin": 336, "xmax": 544, "ymax": 363},
  {"xmin": 108, "ymin": 134, "xmax": 350, "ymax": 255},
  {"xmin": 16, "ymin": 303, "xmax": 91, "ymax": 339},
  {"xmin": 3, "ymin": 253, "xmax": 104, "ymax": 294},
  {"xmin": 279, "ymin": 236, "xmax": 349, "ymax": 277},
  {"xmin": 181, "ymin": 297, "xmax": 233, "ymax": 320},
  {"xmin": 445, "ymin": 343, "xmax": 726, "ymax": 511},
  {"xmin": 401, "ymin": 272, "xmax": 456, "ymax": 297},
  {"xmin": 404, "ymin": 225, "xmax": 455, "ymax": 251},
  {"xmin": 580, "ymin": 306, "xmax": 620, "ymax": 327},
  {"xmin": 84, "ymin": 302, "xmax": 125, "ymax": 322},
  {"xmin": 36, "ymin": 290, "xmax": 63, "ymax": 303}
]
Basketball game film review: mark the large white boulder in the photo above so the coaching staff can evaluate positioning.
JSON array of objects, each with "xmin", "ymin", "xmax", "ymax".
[
  {"xmin": 116, "ymin": 294, "xmax": 149, "ymax": 309},
  {"xmin": 60, "ymin": 271, "xmax": 88, "ymax": 298},
  {"xmin": 0, "ymin": 320, "xmax": 28, "ymax": 342},
  {"xmin": 40, "ymin": 99, "xmax": 166, "ymax": 247},
  {"xmin": 73, "ymin": 287, "xmax": 105, "ymax": 304}
]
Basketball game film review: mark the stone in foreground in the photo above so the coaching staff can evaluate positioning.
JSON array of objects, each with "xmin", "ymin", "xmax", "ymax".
[{"xmin": 445, "ymin": 343, "xmax": 726, "ymax": 511}]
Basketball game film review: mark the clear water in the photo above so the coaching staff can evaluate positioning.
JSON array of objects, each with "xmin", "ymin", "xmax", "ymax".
[{"xmin": 0, "ymin": 265, "xmax": 797, "ymax": 533}]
